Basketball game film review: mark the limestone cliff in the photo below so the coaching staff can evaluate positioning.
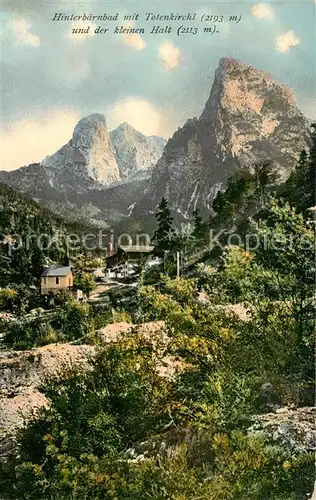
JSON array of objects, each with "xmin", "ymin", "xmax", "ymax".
[
  {"xmin": 0, "ymin": 59, "xmax": 312, "ymax": 225},
  {"xmin": 42, "ymin": 113, "xmax": 121, "ymax": 185},
  {"xmin": 141, "ymin": 58, "xmax": 312, "ymax": 217},
  {"xmin": 110, "ymin": 122, "xmax": 166, "ymax": 179}
]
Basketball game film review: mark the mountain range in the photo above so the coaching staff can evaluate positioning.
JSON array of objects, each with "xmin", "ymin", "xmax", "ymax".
[
  {"xmin": 0, "ymin": 58, "xmax": 312, "ymax": 228},
  {"xmin": 0, "ymin": 118, "xmax": 166, "ymax": 226}
]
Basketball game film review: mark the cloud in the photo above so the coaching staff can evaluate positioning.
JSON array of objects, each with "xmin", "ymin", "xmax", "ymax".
[
  {"xmin": 159, "ymin": 41, "xmax": 180, "ymax": 70},
  {"xmin": 298, "ymin": 97, "xmax": 316, "ymax": 119},
  {"xmin": 2, "ymin": 0, "xmax": 49, "ymax": 12},
  {"xmin": 1, "ymin": 110, "xmax": 79, "ymax": 171},
  {"xmin": 108, "ymin": 97, "xmax": 160, "ymax": 136},
  {"xmin": 250, "ymin": 3, "xmax": 275, "ymax": 21},
  {"xmin": 65, "ymin": 53, "xmax": 91, "ymax": 84},
  {"xmin": 275, "ymin": 30, "xmax": 300, "ymax": 53},
  {"xmin": 122, "ymin": 22, "xmax": 146, "ymax": 50},
  {"xmin": 67, "ymin": 21, "xmax": 97, "ymax": 42},
  {"xmin": 10, "ymin": 19, "xmax": 40, "ymax": 47}
]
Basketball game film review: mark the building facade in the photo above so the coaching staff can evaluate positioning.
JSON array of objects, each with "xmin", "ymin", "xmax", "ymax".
[
  {"xmin": 105, "ymin": 245, "xmax": 157, "ymax": 279},
  {"xmin": 40, "ymin": 265, "xmax": 73, "ymax": 295}
]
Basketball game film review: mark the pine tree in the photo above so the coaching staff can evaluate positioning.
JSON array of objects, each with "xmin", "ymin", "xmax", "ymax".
[
  {"xmin": 192, "ymin": 209, "xmax": 205, "ymax": 240},
  {"xmin": 153, "ymin": 198, "xmax": 174, "ymax": 257},
  {"xmin": 283, "ymin": 149, "xmax": 313, "ymax": 213},
  {"xmin": 308, "ymin": 125, "xmax": 316, "ymax": 208}
]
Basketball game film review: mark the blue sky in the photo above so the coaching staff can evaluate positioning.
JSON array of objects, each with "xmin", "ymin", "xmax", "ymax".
[{"xmin": 1, "ymin": 0, "xmax": 315, "ymax": 170}]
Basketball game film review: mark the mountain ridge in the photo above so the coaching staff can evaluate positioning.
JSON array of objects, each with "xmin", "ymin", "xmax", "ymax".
[
  {"xmin": 41, "ymin": 114, "xmax": 121, "ymax": 186},
  {"xmin": 0, "ymin": 119, "xmax": 166, "ymax": 226},
  {"xmin": 138, "ymin": 57, "xmax": 312, "ymax": 219},
  {"xmin": 0, "ymin": 57, "xmax": 312, "ymax": 226}
]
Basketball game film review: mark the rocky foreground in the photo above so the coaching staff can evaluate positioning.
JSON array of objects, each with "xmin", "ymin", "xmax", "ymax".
[
  {"xmin": 0, "ymin": 321, "xmax": 182, "ymax": 458},
  {"xmin": 0, "ymin": 320, "xmax": 315, "ymax": 471}
]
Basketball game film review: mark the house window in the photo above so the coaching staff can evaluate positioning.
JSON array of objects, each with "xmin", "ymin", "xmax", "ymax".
[
  {"xmin": 56, "ymin": 277, "xmax": 60, "ymax": 285},
  {"xmin": 43, "ymin": 278, "xmax": 46, "ymax": 284}
]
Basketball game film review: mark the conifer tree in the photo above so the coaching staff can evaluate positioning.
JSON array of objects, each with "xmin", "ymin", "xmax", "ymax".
[
  {"xmin": 153, "ymin": 197, "xmax": 174, "ymax": 257},
  {"xmin": 283, "ymin": 149, "xmax": 314, "ymax": 213},
  {"xmin": 192, "ymin": 209, "xmax": 205, "ymax": 240}
]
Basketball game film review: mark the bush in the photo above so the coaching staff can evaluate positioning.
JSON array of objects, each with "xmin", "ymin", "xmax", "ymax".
[
  {"xmin": 60, "ymin": 300, "xmax": 94, "ymax": 341},
  {"xmin": 2, "ymin": 316, "xmax": 59, "ymax": 350},
  {"xmin": 1, "ymin": 338, "xmax": 314, "ymax": 499}
]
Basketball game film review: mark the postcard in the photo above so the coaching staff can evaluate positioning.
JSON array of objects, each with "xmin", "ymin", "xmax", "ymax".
[{"xmin": 0, "ymin": 1, "xmax": 315, "ymax": 498}]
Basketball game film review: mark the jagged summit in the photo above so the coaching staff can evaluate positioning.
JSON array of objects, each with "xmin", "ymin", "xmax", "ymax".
[
  {"xmin": 73, "ymin": 113, "xmax": 108, "ymax": 140},
  {"xmin": 140, "ymin": 58, "xmax": 312, "ymax": 218},
  {"xmin": 201, "ymin": 57, "xmax": 296, "ymax": 123},
  {"xmin": 110, "ymin": 123, "xmax": 166, "ymax": 179},
  {"xmin": 37, "ymin": 114, "xmax": 166, "ymax": 186},
  {"xmin": 0, "ymin": 114, "xmax": 166, "ymax": 223},
  {"xmin": 41, "ymin": 113, "xmax": 120, "ymax": 185},
  {"xmin": 111, "ymin": 122, "xmax": 145, "ymax": 140},
  {"xmin": 115, "ymin": 121, "xmax": 135, "ymax": 131}
]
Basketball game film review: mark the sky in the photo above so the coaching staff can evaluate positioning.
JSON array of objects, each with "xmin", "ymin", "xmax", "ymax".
[{"xmin": 1, "ymin": 0, "xmax": 315, "ymax": 171}]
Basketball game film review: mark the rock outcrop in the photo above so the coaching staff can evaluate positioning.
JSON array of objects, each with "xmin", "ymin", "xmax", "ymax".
[
  {"xmin": 0, "ymin": 343, "xmax": 95, "ymax": 458},
  {"xmin": 140, "ymin": 57, "xmax": 312, "ymax": 218},
  {"xmin": 110, "ymin": 122, "xmax": 166, "ymax": 179},
  {"xmin": 248, "ymin": 406, "xmax": 316, "ymax": 453},
  {"xmin": 0, "ymin": 321, "xmax": 175, "ymax": 458}
]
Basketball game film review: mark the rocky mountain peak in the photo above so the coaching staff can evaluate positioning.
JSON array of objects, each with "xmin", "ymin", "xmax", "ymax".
[
  {"xmin": 42, "ymin": 113, "xmax": 121, "ymax": 186},
  {"xmin": 116, "ymin": 121, "xmax": 135, "ymax": 133},
  {"xmin": 0, "ymin": 59, "xmax": 312, "ymax": 227},
  {"xmin": 111, "ymin": 122, "xmax": 144, "ymax": 142},
  {"xmin": 72, "ymin": 113, "xmax": 108, "ymax": 145},
  {"xmin": 110, "ymin": 123, "xmax": 166, "ymax": 179},
  {"xmin": 201, "ymin": 57, "xmax": 296, "ymax": 123},
  {"xmin": 0, "ymin": 114, "xmax": 166, "ymax": 224},
  {"xmin": 140, "ymin": 58, "xmax": 311, "ymax": 218}
]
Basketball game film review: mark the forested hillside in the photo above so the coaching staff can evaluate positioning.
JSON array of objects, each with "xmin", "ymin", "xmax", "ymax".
[
  {"xmin": 0, "ymin": 182, "xmax": 69, "ymax": 287},
  {"xmin": 0, "ymin": 183, "xmax": 108, "ymax": 349}
]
